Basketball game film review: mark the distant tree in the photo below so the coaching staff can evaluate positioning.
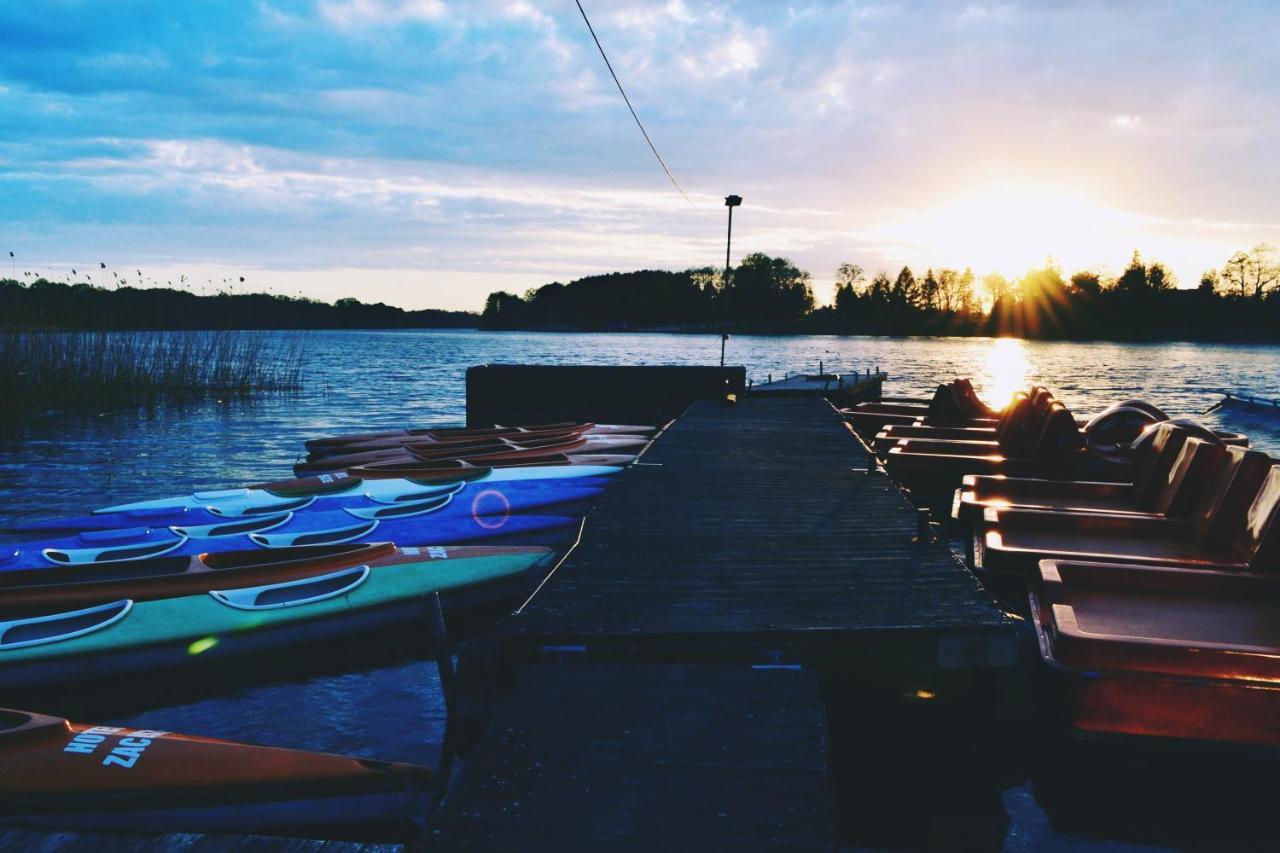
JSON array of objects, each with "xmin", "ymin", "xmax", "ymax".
[
  {"xmin": 866, "ymin": 271, "xmax": 893, "ymax": 303},
  {"xmin": 833, "ymin": 262, "xmax": 864, "ymax": 320},
  {"xmin": 726, "ymin": 253, "xmax": 814, "ymax": 323},
  {"xmin": 980, "ymin": 272, "xmax": 1011, "ymax": 311},
  {"xmin": 919, "ymin": 269, "xmax": 940, "ymax": 310},
  {"xmin": 1114, "ymin": 250, "xmax": 1147, "ymax": 294},
  {"xmin": 934, "ymin": 268, "xmax": 974, "ymax": 312},
  {"xmin": 956, "ymin": 268, "xmax": 978, "ymax": 313},
  {"xmin": 892, "ymin": 266, "xmax": 917, "ymax": 306},
  {"xmin": 1146, "ymin": 262, "xmax": 1176, "ymax": 292},
  {"xmin": 1018, "ymin": 261, "xmax": 1068, "ymax": 304},
  {"xmin": 1221, "ymin": 244, "xmax": 1280, "ymax": 299},
  {"xmin": 482, "ymin": 291, "xmax": 525, "ymax": 320},
  {"xmin": 833, "ymin": 283, "xmax": 855, "ymax": 316},
  {"xmin": 834, "ymin": 263, "xmax": 865, "ymax": 293},
  {"xmin": 1069, "ymin": 270, "xmax": 1103, "ymax": 296},
  {"xmin": 1198, "ymin": 269, "xmax": 1222, "ymax": 295}
]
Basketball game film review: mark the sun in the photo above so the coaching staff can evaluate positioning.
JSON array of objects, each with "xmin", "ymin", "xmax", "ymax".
[{"xmin": 877, "ymin": 183, "xmax": 1147, "ymax": 278}]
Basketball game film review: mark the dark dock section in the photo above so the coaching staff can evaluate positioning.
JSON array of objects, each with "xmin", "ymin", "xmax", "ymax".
[
  {"xmin": 430, "ymin": 396, "xmax": 1017, "ymax": 849},
  {"xmin": 428, "ymin": 663, "xmax": 831, "ymax": 851}
]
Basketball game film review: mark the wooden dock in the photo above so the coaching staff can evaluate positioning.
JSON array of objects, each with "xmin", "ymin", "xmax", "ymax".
[{"xmin": 427, "ymin": 396, "xmax": 1018, "ymax": 849}]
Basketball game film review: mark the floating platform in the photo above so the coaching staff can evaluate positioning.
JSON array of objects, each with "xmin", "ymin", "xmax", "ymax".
[
  {"xmin": 750, "ymin": 369, "xmax": 886, "ymax": 406},
  {"xmin": 466, "ymin": 364, "xmax": 745, "ymax": 428},
  {"xmin": 429, "ymin": 395, "xmax": 1017, "ymax": 849}
]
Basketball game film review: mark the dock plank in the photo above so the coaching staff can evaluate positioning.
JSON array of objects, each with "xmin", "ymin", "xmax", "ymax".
[
  {"xmin": 426, "ymin": 663, "xmax": 831, "ymax": 852},
  {"xmin": 508, "ymin": 396, "xmax": 1010, "ymax": 661}
]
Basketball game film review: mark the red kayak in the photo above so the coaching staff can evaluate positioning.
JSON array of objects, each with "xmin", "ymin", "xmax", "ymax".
[
  {"xmin": 0, "ymin": 542, "xmax": 549, "ymax": 613},
  {"xmin": 305, "ymin": 421, "xmax": 654, "ymax": 453},
  {"xmin": 305, "ymin": 424, "xmax": 596, "ymax": 459},
  {"xmin": 347, "ymin": 453, "xmax": 635, "ymax": 479},
  {"xmin": 0, "ymin": 708, "xmax": 431, "ymax": 838},
  {"xmin": 294, "ymin": 436, "xmax": 641, "ymax": 475}
]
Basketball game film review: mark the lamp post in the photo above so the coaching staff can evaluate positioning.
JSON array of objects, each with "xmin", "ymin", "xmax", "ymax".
[{"xmin": 721, "ymin": 195, "xmax": 741, "ymax": 367}]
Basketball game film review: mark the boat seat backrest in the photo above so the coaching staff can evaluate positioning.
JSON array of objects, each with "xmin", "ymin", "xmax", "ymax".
[
  {"xmin": 1190, "ymin": 448, "xmax": 1276, "ymax": 552},
  {"xmin": 1145, "ymin": 438, "xmax": 1226, "ymax": 516},
  {"xmin": 953, "ymin": 379, "xmax": 992, "ymax": 419},
  {"xmin": 1131, "ymin": 425, "xmax": 1192, "ymax": 505},
  {"xmin": 993, "ymin": 392, "xmax": 1031, "ymax": 439},
  {"xmin": 1236, "ymin": 465, "xmax": 1280, "ymax": 569},
  {"xmin": 929, "ymin": 384, "xmax": 964, "ymax": 417},
  {"xmin": 1002, "ymin": 389, "xmax": 1054, "ymax": 444},
  {"xmin": 1026, "ymin": 402, "xmax": 1083, "ymax": 460},
  {"xmin": 953, "ymin": 379, "xmax": 980, "ymax": 418}
]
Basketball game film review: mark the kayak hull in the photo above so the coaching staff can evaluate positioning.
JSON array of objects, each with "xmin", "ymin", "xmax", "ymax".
[
  {"xmin": 0, "ymin": 711, "xmax": 430, "ymax": 839},
  {"xmin": 0, "ymin": 546, "xmax": 553, "ymax": 690}
]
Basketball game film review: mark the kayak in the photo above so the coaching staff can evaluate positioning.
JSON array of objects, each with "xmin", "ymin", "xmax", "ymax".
[
  {"xmin": 0, "ymin": 544, "xmax": 552, "ymax": 689},
  {"xmin": 304, "ymin": 424, "xmax": 596, "ymax": 459},
  {"xmin": 0, "ymin": 708, "xmax": 431, "ymax": 838},
  {"xmin": 293, "ymin": 434, "xmax": 649, "ymax": 475},
  {"xmin": 305, "ymin": 421, "xmax": 654, "ymax": 453},
  {"xmin": 14, "ymin": 476, "xmax": 613, "ymax": 533},
  {"xmin": 1, "ymin": 509, "xmax": 579, "ymax": 571},
  {"xmin": 348, "ymin": 453, "xmax": 635, "ymax": 479},
  {"xmin": 86, "ymin": 464, "xmax": 625, "ymax": 517},
  {"xmin": 0, "ymin": 541, "xmax": 402, "ymax": 611}
]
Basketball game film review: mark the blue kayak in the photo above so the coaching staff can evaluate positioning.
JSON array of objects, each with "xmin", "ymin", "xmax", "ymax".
[
  {"xmin": 13, "ymin": 477, "xmax": 612, "ymax": 533},
  {"xmin": 0, "ymin": 508, "xmax": 580, "ymax": 571},
  {"xmin": 88, "ymin": 464, "xmax": 624, "ymax": 517}
]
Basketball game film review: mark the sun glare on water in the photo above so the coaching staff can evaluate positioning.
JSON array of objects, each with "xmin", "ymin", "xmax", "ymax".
[{"xmin": 980, "ymin": 338, "xmax": 1032, "ymax": 408}]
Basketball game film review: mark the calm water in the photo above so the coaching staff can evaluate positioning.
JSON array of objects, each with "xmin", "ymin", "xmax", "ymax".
[{"xmin": 2, "ymin": 329, "xmax": 1278, "ymax": 850}]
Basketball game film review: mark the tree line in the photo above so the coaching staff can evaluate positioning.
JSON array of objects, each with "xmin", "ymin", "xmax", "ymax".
[
  {"xmin": 0, "ymin": 278, "xmax": 477, "ymax": 330},
  {"xmin": 482, "ymin": 245, "xmax": 1280, "ymax": 341},
  {"xmin": 482, "ymin": 252, "xmax": 815, "ymax": 331}
]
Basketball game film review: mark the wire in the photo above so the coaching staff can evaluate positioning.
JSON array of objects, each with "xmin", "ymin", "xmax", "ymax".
[{"xmin": 574, "ymin": 0, "xmax": 695, "ymax": 207}]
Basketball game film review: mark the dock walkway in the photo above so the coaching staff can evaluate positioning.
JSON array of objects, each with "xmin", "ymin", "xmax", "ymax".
[
  {"xmin": 509, "ymin": 395, "xmax": 1011, "ymax": 666},
  {"xmin": 428, "ymin": 396, "xmax": 1015, "ymax": 849}
]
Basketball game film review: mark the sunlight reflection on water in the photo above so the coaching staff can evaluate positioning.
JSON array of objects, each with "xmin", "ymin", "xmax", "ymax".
[{"xmin": 979, "ymin": 338, "xmax": 1033, "ymax": 409}]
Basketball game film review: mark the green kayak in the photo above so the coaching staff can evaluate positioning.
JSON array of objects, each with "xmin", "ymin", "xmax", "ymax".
[{"xmin": 0, "ymin": 544, "xmax": 551, "ymax": 690}]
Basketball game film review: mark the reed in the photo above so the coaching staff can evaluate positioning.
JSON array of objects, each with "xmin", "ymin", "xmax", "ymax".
[{"xmin": 0, "ymin": 330, "xmax": 305, "ymax": 423}]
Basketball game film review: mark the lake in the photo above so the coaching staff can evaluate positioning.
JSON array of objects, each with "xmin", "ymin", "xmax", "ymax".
[{"xmin": 2, "ymin": 329, "xmax": 1278, "ymax": 850}]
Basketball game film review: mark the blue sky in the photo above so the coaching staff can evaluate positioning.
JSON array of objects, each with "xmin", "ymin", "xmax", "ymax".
[{"xmin": 3, "ymin": 0, "xmax": 1279, "ymax": 309}]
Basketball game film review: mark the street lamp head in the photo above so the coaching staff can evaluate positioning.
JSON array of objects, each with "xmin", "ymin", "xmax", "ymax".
[{"xmin": 724, "ymin": 194, "xmax": 742, "ymax": 208}]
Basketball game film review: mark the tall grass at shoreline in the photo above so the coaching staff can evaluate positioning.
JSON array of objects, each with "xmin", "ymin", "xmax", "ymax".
[{"xmin": 1, "ymin": 330, "xmax": 305, "ymax": 423}]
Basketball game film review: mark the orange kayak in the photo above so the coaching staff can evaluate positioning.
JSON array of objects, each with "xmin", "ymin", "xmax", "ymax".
[{"xmin": 0, "ymin": 708, "xmax": 431, "ymax": 838}]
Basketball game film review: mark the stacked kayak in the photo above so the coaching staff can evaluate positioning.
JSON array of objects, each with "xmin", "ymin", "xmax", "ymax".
[
  {"xmin": 0, "ymin": 417, "xmax": 649, "ymax": 838},
  {"xmin": 293, "ymin": 433, "xmax": 649, "ymax": 476},
  {"xmin": 2, "ymin": 482, "xmax": 598, "ymax": 571},
  {"xmin": 12, "ymin": 474, "xmax": 612, "ymax": 534},
  {"xmin": 0, "ymin": 544, "xmax": 553, "ymax": 690},
  {"xmin": 294, "ymin": 420, "xmax": 654, "ymax": 476},
  {"xmin": 304, "ymin": 420, "xmax": 653, "ymax": 455},
  {"xmin": 0, "ymin": 708, "xmax": 430, "ymax": 838}
]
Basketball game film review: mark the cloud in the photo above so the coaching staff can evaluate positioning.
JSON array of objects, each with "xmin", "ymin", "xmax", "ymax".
[
  {"xmin": 2, "ymin": 0, "xmax": 1279, "ymax": 309},
  {"xmin": 318, "ymin": 0, "xmax": 448, "ymax": 28}
]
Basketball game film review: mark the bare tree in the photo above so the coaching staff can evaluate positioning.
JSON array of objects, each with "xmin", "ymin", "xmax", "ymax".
[{"xmin": 1221, "ymin": 244, "xmax": 1280, "ymax": 298}]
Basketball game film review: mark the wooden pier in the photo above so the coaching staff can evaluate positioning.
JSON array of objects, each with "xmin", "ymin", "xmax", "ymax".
[{"xmin": 428, "ymin": 395, "xmax": 1018, "ymax": 849}]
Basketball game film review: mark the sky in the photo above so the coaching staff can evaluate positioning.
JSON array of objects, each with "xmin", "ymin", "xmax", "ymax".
[{"xmin": 2, "ymin": 0, "xmax": 1279, "ymax": 310}]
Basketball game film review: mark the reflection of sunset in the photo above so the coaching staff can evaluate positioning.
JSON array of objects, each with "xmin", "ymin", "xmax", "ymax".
[
  {"xmin": 471, "ymin": 489, "xmax": 511, "ymax": 530},
  {"xmin": 981, "ymin": 338, "xmax": 1032, "ymax": 409}
]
